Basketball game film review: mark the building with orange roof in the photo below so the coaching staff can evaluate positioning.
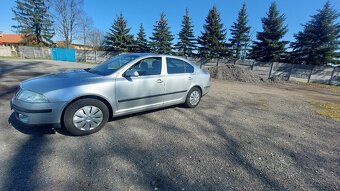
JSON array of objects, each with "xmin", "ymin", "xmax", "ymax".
[{"xmin": 0, "ymin": 33, "xmax": 24, "ymax": 49}]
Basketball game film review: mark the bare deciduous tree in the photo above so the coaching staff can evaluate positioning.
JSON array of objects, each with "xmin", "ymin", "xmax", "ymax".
[
  {"xmin": 77, "ymin": 14, "xmax": 93, "ymax": 61},
  {"xmin": 78, "ymin": 14, "xmax": 93, "ymax": 47},
  {"xmin": 88, "ymin": 29, "xmax": 105, "ymax": 50},
  {"xmin": 51, "ymin": 0, "xmax": 84, "ymax": 48}
]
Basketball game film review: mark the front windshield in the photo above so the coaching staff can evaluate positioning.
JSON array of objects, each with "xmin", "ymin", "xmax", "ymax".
[{"xmin": 89, "ymin": 54, "xmax": 140, "ymax": 75}]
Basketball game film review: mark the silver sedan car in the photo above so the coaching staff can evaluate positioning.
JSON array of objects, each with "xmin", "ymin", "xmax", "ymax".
[{"xmin": 10, "ymin": 53, "xmax": 211, "ymax": 135}]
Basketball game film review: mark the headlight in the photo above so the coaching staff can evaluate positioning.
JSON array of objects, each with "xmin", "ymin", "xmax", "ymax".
[{"xmin": 16, "ymin": 90, "xmax": 49, "ymax": 103}]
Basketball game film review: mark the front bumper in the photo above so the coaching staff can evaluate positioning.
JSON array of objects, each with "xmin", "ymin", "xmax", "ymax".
[{"xmin": 10, "ymin": 98, "xmax": 67, "ymax": 125}]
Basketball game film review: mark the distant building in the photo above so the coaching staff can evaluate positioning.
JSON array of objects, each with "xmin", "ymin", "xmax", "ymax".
[
  {"xmin": 0, "ymin": 33, "xmax": 24, "ymax": 49},
  {"xmin": 56, "ymin": 41, "xmax": 93, "ymax": 50}
]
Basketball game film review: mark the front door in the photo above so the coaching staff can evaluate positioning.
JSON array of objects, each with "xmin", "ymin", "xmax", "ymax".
[{"xmin": 115, "ymin": 57, "xmax": 164, "ymax": 113}]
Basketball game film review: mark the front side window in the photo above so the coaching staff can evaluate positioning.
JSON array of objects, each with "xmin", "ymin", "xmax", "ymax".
[
  {"xmin": 128, "ymin": 57, "xmax": 162, "ymax": 76},
  {"xmin": 166, "ymin": 58, "xmax": 194, "ymax": 74}
]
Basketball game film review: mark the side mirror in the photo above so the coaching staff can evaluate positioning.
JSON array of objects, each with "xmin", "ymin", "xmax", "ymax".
[{"xmin": 125, "ymin": 70, "xmax": 139, "ymax": 77}]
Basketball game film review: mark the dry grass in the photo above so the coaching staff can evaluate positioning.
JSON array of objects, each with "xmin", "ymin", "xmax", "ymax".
[
  {"xmin": 311, "ymin": 102, "xmax": 340, "ymax": 121},
  {"xmin": 293, "ymin": 81, "xmax": 340, "ymax": 92}
]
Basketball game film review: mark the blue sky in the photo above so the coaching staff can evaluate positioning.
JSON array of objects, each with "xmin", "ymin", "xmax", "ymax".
[{"xmin": 0, "ymin": 0, "xmax": 339, "ymax": 43}]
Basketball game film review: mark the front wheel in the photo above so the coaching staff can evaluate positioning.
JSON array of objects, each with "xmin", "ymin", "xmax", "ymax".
[
  {"xmin": 184, "ymin": 87, "xmax": 201, "ymax": 108},
  {"xmin": 63, "ymin": 98, "xmax": 109, "ymax": 136}
]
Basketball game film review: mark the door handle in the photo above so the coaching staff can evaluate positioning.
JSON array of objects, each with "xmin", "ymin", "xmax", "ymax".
[
  {"xmin": 156, "ymin": 79, "xmax": 163, "ymax": 83},
  {"xmin": 188, "ymin": 77, "xmax": 193, "ymax": 80}
]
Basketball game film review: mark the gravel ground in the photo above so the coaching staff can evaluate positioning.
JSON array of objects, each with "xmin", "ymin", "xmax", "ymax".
[{"xmin": 0, "ymin": 59, "xmax": 339, "ymax": 191}]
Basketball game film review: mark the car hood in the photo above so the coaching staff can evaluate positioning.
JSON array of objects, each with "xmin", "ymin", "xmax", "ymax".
[{"xmin": 21, "ymin": 69, "xmax": 103, "ymax": 94}]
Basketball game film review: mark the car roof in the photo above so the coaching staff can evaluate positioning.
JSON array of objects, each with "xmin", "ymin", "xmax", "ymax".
[
  {"xmin": 119, "ymin": 53, "xmax": 199, "ymax": 68},
  {"xmin": 121, "ymin": 53, "xmax": 185, "ymax": 58}
]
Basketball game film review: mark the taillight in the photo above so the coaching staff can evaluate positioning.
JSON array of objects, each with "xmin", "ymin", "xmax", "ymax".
[{"xmin": 15, "ymin": 87, "xmax": 21, "ymax": 97}]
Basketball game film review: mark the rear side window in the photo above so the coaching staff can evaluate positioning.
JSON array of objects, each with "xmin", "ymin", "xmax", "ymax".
[
  {"xmin": 128, "ymin": 57, "xmax": 162, "ymax": 76},
  {"xmin": 166, "ymin": 58, "xmax": 194, "ymax": 74}
]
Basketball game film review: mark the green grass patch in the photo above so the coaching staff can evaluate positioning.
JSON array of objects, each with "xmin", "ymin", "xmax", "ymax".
[
  {"xmin": 0, "ymin": 56, "xmax": 24, "ymax": 60},
  {"xmin": 0, "ymin": 56, "xmax": 99, "ymax": 64},
  {"xmin": 78, "ymin": 61, "xmax": 99, "ymax": 65}
]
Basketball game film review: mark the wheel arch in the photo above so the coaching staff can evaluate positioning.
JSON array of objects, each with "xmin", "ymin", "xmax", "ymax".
[
  {"xmin": 60, "ymin": 95, "xmax": 114, "ymax": 124},
  {"xmin": 191, "ymin": 85, "xmax": 203, "ymax": 95}
]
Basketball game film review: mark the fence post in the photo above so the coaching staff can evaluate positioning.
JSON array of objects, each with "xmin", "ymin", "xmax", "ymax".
[
  {"xmin": 268, "ymin": 62, "xmax": 274, "ymax": 78},
  {"xmin": 307, "ymin": 66, "xmax": 314, "ymax": 83},
  {"xmin": 32, "ymin": 47, "xmax": 36, "ymax": 59},
  {"xmin": 200, "ymin": 58, "xmax": 203, "ymax": 69},
  {"xmin": 288, "ymin": 64, "xmax": 294, "ymax": 81},
  {"xmin": 328, "ymin": 67, "xmax": 336, "ymax": 85},
  {"xmin": 84, "ymin": 50, "xmax": 87, "ymax": 62},
  {"xmin": 15, "ymin": 47, "xmax": 18, "ymax": 57},
  {"xmin": 251, "ymin": 61, "xmax": 255, "ymax": 70},
  {"xmin": 17, "ymin": 47, "xmax": 21, "ymax": 58}
]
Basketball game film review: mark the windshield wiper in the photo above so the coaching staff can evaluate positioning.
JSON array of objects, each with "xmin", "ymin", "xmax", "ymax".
[
  {"xmin": 84, "ymin": 68, "xmax": 103, "ymax": 75},
  {"xmin": 84, "ymin": 68, "xmax": 94, "ymax": 73}
]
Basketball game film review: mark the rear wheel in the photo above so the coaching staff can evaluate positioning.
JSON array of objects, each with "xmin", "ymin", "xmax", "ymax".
[
  {"xmin": 184, "ymin": 87, "xmax": 201, "ymax": 108},
  {"xmin": 63, "ymin": 98, "xmax": 109, "ymax": 136}
]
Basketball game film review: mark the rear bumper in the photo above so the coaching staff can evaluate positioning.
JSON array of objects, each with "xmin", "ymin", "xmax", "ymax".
[
  {"xmin": 10, "ymin": 98, "xmax": 67, "ymax": 125},
  {"xmin": 203, "ymin": 85, "xmax": 210, "ymax": 96}
]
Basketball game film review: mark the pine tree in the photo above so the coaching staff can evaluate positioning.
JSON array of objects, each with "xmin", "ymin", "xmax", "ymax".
[
  {"xmin": 105, "ymin": 14, "xmax": 134, "ymax": 53},
  {"xmin": 150, "ymin": 13, "xmax": 174, "ymax": 54},
  {"xmin": 175, "ymin": 9, "xmax": 197, "ymax": 57},
  {"xmin": 229, "ymin": 3, "xmax": 251, "ymax": 60},
  {"xmin": 334, "ymin": 52, "xmax": 340, "ymax": 64},
  {"xmin": 12, "ymin": 0, "xmax": 55, "ymax": 46},
  {"xmin": 198, "ymin": 6, "xmax": 228, "ymax": 59},
  {"xmin": 135, "ymin": 24, "xmax": 150, "ymax": 53},
  {"xmin": 250, "ymin": 2, "xmax": 288, "ymax": 62},
  {"xmin": 290, "ymin": 1, "xmax": 340, "ymax": 65}
]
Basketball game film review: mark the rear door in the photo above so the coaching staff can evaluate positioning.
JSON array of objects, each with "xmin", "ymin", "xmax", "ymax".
[
  {"xmin": 163, "ymin": 57, "xmax": 195, "ymax": 104},
  {"xmin": 115, "ymin": 57, "xmax": 165, "ymax": 112}
]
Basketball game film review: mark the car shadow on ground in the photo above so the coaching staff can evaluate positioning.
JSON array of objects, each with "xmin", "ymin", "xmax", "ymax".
[
  {"xmin": 8, "ymin": 112, "xmax": 58, "ymax": 135},
  {"xmin": 2, "ymin": 133, "xmax": 49, "ymax": 190},
  {"xmin": 7, "ymin": 105, "xmax": 182, "ymax": 136},
  {"xmin": 109, "ymin": 105, "xmax": 180, "ymax": 122}
]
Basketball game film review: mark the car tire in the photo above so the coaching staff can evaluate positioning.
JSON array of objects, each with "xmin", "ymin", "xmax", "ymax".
[
  {"xmin": 184, "ymin": 87, "xmax": 201, "ymax": 108},
  {"xmin": 63, "ymin": 98, "xmax": 109, "ymax": 136}
]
